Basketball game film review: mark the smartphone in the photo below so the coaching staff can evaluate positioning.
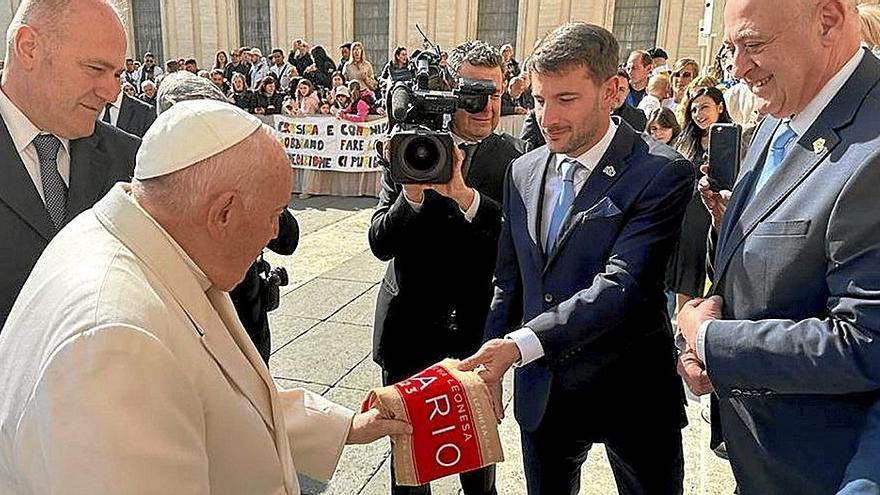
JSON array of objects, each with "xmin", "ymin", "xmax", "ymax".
[{"xmin": 708, "ymin": 123, "xmax": 742, "ymax": 192}]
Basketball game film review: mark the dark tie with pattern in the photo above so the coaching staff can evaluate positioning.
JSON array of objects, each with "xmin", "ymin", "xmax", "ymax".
[{"xmin": 32, "ymin": 134, "xmax": 67, "ymax": 229}]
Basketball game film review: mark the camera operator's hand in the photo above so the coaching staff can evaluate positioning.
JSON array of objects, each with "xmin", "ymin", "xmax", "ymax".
[
  {"xmin": 698, "ymin": 163, "xmax": 732, "ymax": 230},
  {"xmin": 431, "ymin": 145, "xmax": 476, "ymax": 212},
  {"xmin": 403, "ymin": 183, "xmax": 432, "ymax": 205}
]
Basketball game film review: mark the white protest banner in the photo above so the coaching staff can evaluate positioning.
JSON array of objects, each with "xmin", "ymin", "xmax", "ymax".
[{"xmin": 271, "ymin": 115, "xmax": 388, "ymax": 172}]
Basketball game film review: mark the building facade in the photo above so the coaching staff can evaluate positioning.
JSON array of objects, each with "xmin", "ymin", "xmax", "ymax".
[{"xmin": 1, "ymin": 0, "xmax": 726, "ymax": 75}]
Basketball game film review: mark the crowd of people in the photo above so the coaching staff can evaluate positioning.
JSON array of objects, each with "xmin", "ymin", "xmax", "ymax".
[{"xmin": 4, "ymin": 0, "xmax": 880, "ymax": 495}]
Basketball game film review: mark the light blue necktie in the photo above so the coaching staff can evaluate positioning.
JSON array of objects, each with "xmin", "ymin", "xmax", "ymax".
[
  {"xmin": 32, "ymin": 134, "xmax": 67, "ymax": 229},
  {"xmin": 545, "ymin": 158, "xmax": 579, "ymax": 253},
  {"xmin": 752, "ymin": 121, "xmax": 797, "ymax": 197}
]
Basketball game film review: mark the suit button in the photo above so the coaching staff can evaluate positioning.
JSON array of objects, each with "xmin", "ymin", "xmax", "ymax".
[{"xmin": 543, "ymin": 293, "xmax": 553, "ymax": 304}]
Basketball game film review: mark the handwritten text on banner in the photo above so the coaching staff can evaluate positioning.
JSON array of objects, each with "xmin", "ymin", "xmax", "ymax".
[{"xmin": 272, "ymin": 115, "xmax": 388, "ymax": 172}]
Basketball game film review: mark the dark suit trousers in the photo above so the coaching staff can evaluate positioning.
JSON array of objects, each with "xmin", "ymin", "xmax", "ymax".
[
  {"xmin": 382, "ymin": 369, "xmax": 497, "ymax": 495},
  {"xmin": 520, "ymin": 392, "xmax": 684, "ymax": 495}
]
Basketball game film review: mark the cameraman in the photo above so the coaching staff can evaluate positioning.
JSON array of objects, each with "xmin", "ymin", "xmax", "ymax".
[
  {"xmin": 369, "ymin": 40, "xmax": 527, "ymax": 495},
  {"xmin": 156, "ymin": 72, "xmax": 299, "ymax": 363}
]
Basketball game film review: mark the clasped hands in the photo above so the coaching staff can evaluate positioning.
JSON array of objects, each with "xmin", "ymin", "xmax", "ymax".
[{"xmin": 677, "ymin": 295, "xmax": 724, "ymax": 396}]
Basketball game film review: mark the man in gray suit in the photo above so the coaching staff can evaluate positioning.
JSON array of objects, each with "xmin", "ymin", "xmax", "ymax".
[
  {"xmin": 0, "ymin": 0, "xmax": 139, "ymax": 328},
  {"xmin": 677, "ymin": 0, "xmax": 880, "ymax": 493}
]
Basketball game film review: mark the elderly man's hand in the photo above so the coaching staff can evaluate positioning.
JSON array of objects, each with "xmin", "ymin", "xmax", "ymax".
[
  {"xmin": 346, "ymin": 408, "xmax": 412, "ymax": 445},
  {"xmin": 458, "ymin": 339, "xmax": 521, "ymax": 384},
  {"xmin": 677, "ymin": 295, "xmax": 723, "ymax": 351},
  {"xmin": 677, "ymin": 349, "xmax": 713, "ymax": 396},
  {"xmin": 698, "ymin": 164, "xmax": 733, "ymax": 230}
]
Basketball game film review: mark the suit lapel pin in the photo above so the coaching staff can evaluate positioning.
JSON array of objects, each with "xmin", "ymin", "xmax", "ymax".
[
  {"xmin": 812, "ymin": 138, "xmax": 826, "ymax": 154},
  {"xmin": 603, "ymin": 165, "xmax": 616, "ymax": 178}
]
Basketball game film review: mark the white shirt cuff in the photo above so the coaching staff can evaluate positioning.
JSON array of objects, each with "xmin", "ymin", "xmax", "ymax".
[
  {"xmin": 404, "ymin": 192, "xmax": 423, "ymax": 213},
  {"xmin": 505, "ymin": 327, "xmax": 545, "ymax": 367},
  {"xmin": 460, "ymin": 190, "xmax": 480, "ymax": 223},
  {"xmin": 696, "ymin": 320, "xmax": 712, "ymax": 361}
]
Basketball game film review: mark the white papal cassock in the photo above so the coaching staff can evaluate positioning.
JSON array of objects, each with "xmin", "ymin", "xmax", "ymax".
[{"xmin": 0, "ymin": 183, "xmax": 354, "ymax": 494}]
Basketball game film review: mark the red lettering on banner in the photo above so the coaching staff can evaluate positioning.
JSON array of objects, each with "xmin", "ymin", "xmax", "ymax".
[{"xmin": 394, "ymin": 365, "xmax": 483, "ymax": 485}]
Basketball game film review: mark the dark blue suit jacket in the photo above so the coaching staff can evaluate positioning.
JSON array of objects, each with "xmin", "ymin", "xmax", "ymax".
[
  {"xmin": 485, "ymin": 119, "xmax": 693, "ymax": 433},
  {"xmin": 706, "ymin": 50, "xmax": 880, "ymax": 495}
]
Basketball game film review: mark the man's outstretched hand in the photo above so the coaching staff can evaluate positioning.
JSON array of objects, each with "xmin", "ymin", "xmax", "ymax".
[{"xmin": 458, "ymin": 339, "xmax": 521, "ymax": 384}]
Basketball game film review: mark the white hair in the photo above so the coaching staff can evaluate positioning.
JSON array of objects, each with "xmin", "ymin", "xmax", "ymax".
[{"xmin": 155, "ymin": 71, "xmax": 226, "ymax": 114}]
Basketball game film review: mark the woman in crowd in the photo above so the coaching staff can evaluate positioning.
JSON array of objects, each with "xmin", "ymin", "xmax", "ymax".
[
  {"xmin": 227, "ymin": 72, "xmax": 255, "ymax": 112},
  {"xmin": 336, "ymin": 80, "xmax": 370, "ymax": 122},
  {"xmin": 343, "ymin": 41, "xmax": 377, "ymax": 92},
  {"xmin": 668, "ymin": 58, "xmax": 699, "ymax": 114},
  {"xmin": 214, "ymin": 50, "xmax": 228, "ymax": 71},
  {"xmin": 253, "ymin": 76, "xmax": 284, "ymax": 115},
  {"xmin": 288, "ymin": 78, "xmax": 320, "ymax": 116},
  {"xmin": 646, "ymin": 107, "xmax": 681, "ymax": 145},
  {"xmin": 304, "ymin": 45, "xmax": 337, "ymax": 90},
  {"xmin": 500, "ymin": 43, "xmax": 520, "ymax": 83},
  {"xmin": 668, "ymin": 86, "xmax": 732, "ymax": 313},
  {"xmin": 380, "ymin": 46, "xmax": 414, "ymax": 87}
]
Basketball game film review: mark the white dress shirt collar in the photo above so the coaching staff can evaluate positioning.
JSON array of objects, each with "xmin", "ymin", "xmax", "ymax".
[
  {"xmin": 0, "ymin": 85, "xmax": 71, "ymax": 156},
  {"xmin": 789, "ymin": 48, "xmax": 864, "ymax": 137}
]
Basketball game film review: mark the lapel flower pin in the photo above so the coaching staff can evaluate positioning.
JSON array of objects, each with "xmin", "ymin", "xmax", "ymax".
[
  {"xmin": 603, "ymin": 165, "xmax": 616, "ymax": 178},
  {"xmin": 812, "ymin": 138, "xmax": 826, "ymax": 154}
]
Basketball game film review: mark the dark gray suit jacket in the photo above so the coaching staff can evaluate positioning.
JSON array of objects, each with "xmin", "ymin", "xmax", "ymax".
[
  {"xmin": 707, "ymin": 50, "xmax": 880, "ymax": 494},
  {"xmin": 0, "ymin": 120, "xmax": 139, "ymax": 328},
  {"xmin": 116, "ymin": 93, "xmax": 156, "ymax": 138}
]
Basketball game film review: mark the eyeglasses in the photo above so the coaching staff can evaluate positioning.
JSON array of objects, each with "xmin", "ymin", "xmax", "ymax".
[{"xmin": 673, "ymin": 71, "xmax": 693, "ymax": 79}]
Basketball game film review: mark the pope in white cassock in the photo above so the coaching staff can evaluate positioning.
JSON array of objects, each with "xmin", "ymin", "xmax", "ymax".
[{"xmin": 0, "ymin": 99, "xmax": 410, "ymax": 494}]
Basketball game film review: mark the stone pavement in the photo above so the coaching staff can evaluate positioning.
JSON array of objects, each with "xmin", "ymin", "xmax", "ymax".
[{"xmin": 264, "ymin": 195, "xmax": 736, "ymax": 495}]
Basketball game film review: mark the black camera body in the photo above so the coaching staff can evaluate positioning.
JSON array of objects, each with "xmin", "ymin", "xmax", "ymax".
[
  {"xmin": 385, "ymin": 49, "xmax": 496, "ymax": 184},
  {"xmin": 257, "ymin": 256, "xmax": 289, "ymax": 313}
]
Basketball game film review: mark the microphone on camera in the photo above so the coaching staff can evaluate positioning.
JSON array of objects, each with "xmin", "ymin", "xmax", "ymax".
[{"xmin": 389, "ymin": 84, "xmax": 411, "ymax": 123}]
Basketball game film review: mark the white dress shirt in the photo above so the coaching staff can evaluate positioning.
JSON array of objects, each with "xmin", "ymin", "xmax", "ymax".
[
  {"xmin": 0, "ymin": 86, "xmax": 71, "ymax": 202},
  {"xmin": 101, "ymin": 91, "xmax": 124, "ymax": 127},
  {"xmin": 509, "ymin": 119, "xmax": 618, "ymax": 366},
  {"xmin": 695, "ymin": 48, "xmax": 866, "ymax": 361}
]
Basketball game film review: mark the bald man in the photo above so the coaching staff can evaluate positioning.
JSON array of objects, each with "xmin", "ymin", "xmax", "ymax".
[
  {"xmin": 675, "ymin": 0, "xmax": 880, "ymax": 493},
  {"xmin": 0, "ymin": 100, "xmax": 410, "ymax": 494},
  {"xmin": 0, "ymin": 0, "xmax": 140, "ymax": 328}
]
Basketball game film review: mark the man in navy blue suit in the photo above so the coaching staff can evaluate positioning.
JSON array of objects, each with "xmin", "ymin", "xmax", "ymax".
[
  {"xmin": 460, "ymin": 23, "xmax": 693, "ymax": 494},
  {"xmin": 676, "ymin": 0, "xmax": 880, "ymax": 493}
]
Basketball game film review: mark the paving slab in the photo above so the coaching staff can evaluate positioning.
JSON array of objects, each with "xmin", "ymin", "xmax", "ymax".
[
  {"xmin": 268, "ymin": 315, "xmax": 321, "ymax": 354},
  {"xmin": 274, "ymin": 378, "xmax": 330, "ymax": 396},
  {"xmin": 336, "ymin": 355, "xmax": 383, "ymax": 392},
  {"xmin": 280, "ymin": 278, "xmax": 374, "ymax": 320},
  {"xmin": 322, "ymin": 249, "xmax": 388, "ymax": 283},
  {"xmin": 264, "ymin": 208, "xmax": 375, "ymax": 291},
  {"xmin": 269, "ymin": 321, "xmax": 372, "ymax": 385},
  {"xmin": 328, "ymin": 285, "xmax": 380, "ymax": 327}
]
